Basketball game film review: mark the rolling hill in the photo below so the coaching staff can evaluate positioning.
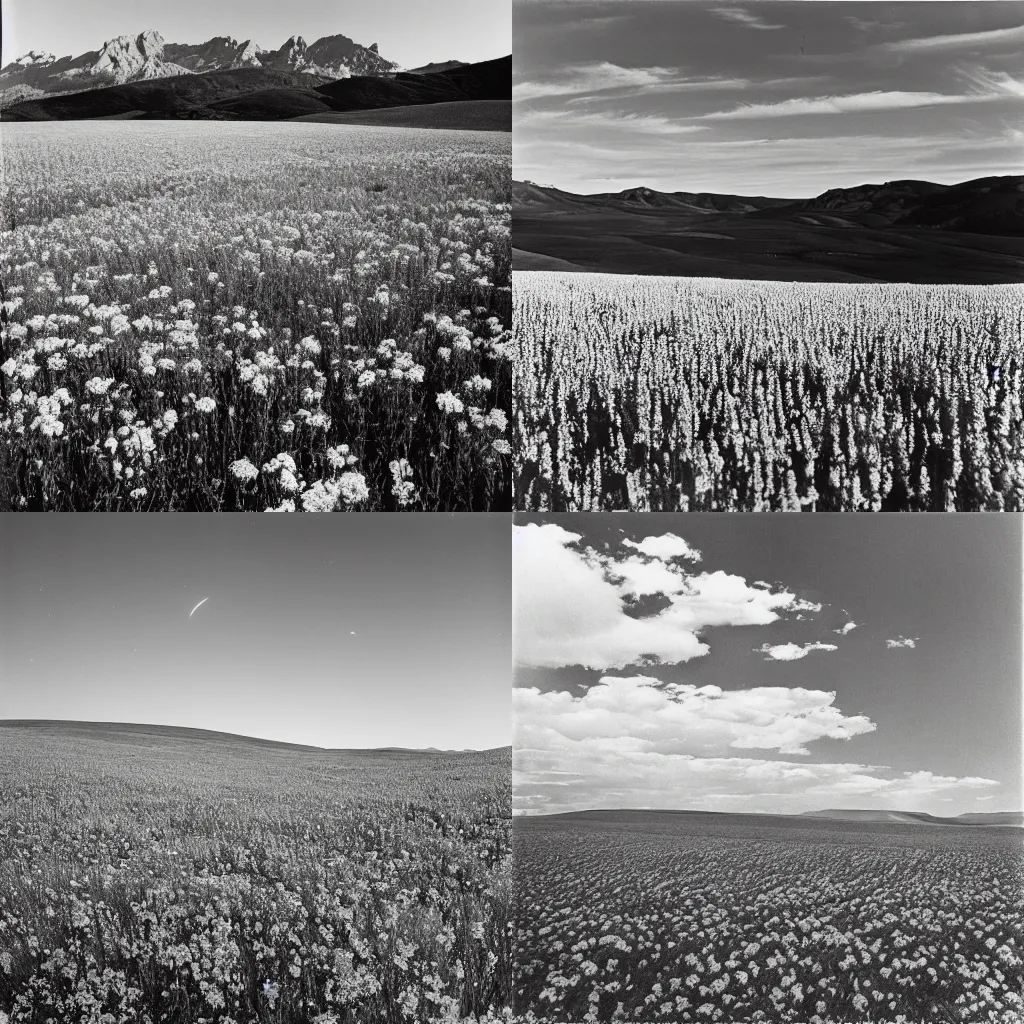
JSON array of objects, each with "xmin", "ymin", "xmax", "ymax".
[
  {"xmin": 406, "ymin": 60, "xmax": 469, "ymax": 74},
  {"xmin": 0, "ymin": 718, "xmax": 507, "ymax": 757},
  {"xmin": 1, "ymin": 67, "xmax": 332, "ymax": 120},
  {"xmin": 2, "ymin": 54, "xmax": 512, "ymax": 124},
  {"xmin": 805, "ymin": 807, "xmax": 1024, "ymax": 827},
  {"xmin": 512, "ymin": 176, "xmax": 1024, "ymax": 284},
  {"xmin": 293, "ymin": 98, "xmax": 511, "ymax": 132}
]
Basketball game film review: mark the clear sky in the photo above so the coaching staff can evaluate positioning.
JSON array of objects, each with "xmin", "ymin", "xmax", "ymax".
[
  {"xmin": 0, "ymin": 514, "xmax": 511, "ymax": 751},
  {"xmin": 513, "ymin": 513, "xmax": 1023, "ymax": 817},
  {"xmin": 2, "ymin": 0, "xmax": 510, "ymax": 69},
  {"xmin": 514, "ymin": 0, "xmax": 1024, "ymax": 196}
]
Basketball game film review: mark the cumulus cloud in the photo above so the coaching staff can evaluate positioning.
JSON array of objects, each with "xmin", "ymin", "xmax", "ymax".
[
  {"xmin": 834, "ymin": 621, "xmax": 857, "ymax": 635},
  {"xmin": 622, "ymin": 533, "xmax": 702, "ymax": 562},
  {"xmin": 516, "ymin": 674, "xmax": 875, "ymax": 757},
  {"xmin": 514, "ymin": 674, "xmax": 998, "ymax": 815},
  {"xmin": 757, "ymin": 641, "xmax": 839, "ymax": 661},
  {"xmin": 886, "ymin": 636, "xmax": 918, "ymax": 649},
  {"xmin": 515, "ymin": 745, "xmax": 1000, "ymax": 817},
  {"xmin": 514, "ymin": 524, "xmax": 819, "ymax": 670}
]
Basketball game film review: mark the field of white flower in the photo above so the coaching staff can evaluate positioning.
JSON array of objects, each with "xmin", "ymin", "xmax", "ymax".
[
  {"xmin": 514, "ymin": 812, "xmax": 1024, "ymax": 1024},
  {"xmin": 514, "ymin": 272, "xmax": 1024, "ymax": 511},
  {"xmin": 0, "ymin": 722, "xmax": 513, "ymax": 1024},
  {"xmin": 0, "ymin": 122, "xmax": 511, "ymax": 510}
]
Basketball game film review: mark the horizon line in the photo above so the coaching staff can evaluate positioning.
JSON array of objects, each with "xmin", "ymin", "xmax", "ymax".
[
  {"xmin": 0, "ymin": 718, "xmax": 511, "ymax": 755},
  {"xmin": 514, "ymin": 171, "xmax": 1022, "ymax": 202},
  {"xmin": 512, "ymin": 806, "xmax": 1024, "ymax": 820}
]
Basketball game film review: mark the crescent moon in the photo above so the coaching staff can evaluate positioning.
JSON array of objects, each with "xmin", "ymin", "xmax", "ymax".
[{"xmin": 189, "ymin": 597, "xmax": 210, "ymax": 617}]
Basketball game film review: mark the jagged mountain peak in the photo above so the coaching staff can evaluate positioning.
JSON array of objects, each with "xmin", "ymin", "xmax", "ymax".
[
  {"xmin": 0, "ymin": 27, "xmax": 399, "ymax": 107},
  {"xmin": 136, "ymin": 29, "xmax": 165, "ymax": 52},
  {"xmin": 89, "ymin": 30, "xmax": 188, "ymax": 83}
]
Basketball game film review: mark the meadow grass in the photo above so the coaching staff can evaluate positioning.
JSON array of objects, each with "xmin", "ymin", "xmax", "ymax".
[{"xmin": 0, "ymin": 722, "xmax": 513, "ymax": 1023}]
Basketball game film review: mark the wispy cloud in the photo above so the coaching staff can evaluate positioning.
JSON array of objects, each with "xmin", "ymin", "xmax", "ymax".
[
  {"xmin": 565, "ymin": 14, "xmax": 633, "ymax": 31},
  {"xmin": 834, "ymin": 621, "xmax": 857, "ymax": 636},
  {"xmin": 845, "ymin": 15, "xmax": 905, "ymax": 36},
  {"xmin": 605, "ymin": 75, "xmax": 752, "ymax": 97},
  {"xmin": 711, "ymin": 6, "xmax": 784, "ymax": 31},
  {"xmin": 516, "ymin": 106, "xmax": 707, "ymax": 137},
  {"xmin": 702, "ymin": 90, "xmax": 981, "ymax": 120},
  {"xmin": 878, "ymin": 23, "xmax": 1024, "ymax": 53},
  {"xmin": 513, "ymin": 62, "xmax": 676, "ymax": 102},
  {"xmin": 959, "ymin": 66, "xmax": 1024, "ymax": 98}
]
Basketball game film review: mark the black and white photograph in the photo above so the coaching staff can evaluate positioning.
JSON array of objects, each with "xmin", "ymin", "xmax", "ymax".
[
  {"xmin": 513, "ymin": 0, "xmax": 1024, "ymax": 511},
  {"xmin": 513, "ymin": 513, "xmax": 1023, "ymax": 1022},
  {"xmin": 0, "ymin": 513, "xmax": 512, "ymax": 1023},
  {"xmin": 0, "ymin": 0, "xmax": 511, "ymax": 510}
]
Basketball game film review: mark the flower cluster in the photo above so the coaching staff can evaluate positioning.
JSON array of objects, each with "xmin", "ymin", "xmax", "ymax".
[
  {"xmin": 1, "ymin": 121, "xmax": 511, "ymax": 510},
  {"xmin": 515, "ymin": 815, "xmax": 1023, "ymax": 1023},
  {"xmin": 515, "ymin": 272, "xmax": 1024, "ymax": 511},
  {"xmin": 0, "ymin": 725, "xmax": 513, "ymax": 1023}
]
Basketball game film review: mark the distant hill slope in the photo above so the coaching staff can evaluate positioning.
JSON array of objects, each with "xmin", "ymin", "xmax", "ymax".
[
  {"xmin": 1, "ymin": 718, "xmax": 326, "ymax": 752},
  {"xmin": 0, "ymin": 719, "xmax": 509, "ymax": 758},
  {"xmin": 805, "ymin": 807, "xmax": 1024, "ymax": 827},
  {"xmin": 516, "ymin": 809, "xmax": 1023, "ymax": 852},
  {"xmin": 775, "ymin": 176, "xmax": 1024, "ymax": 237},
  {"xmin": 312, "ymin": 55, "xmax": 510, "ymax": 111},
  {"xmin": 512, "ymin": 247, "xmax": 588, "ymax": 271},
  {"xmin": 513, "ymin": 176, "xmax": 1024, "ymax": 284},
  {"xmin": 3, "ymin": 54, "xmax": 511, "ymax": 122},
  {"xmin": 292, "ymin": 98, "xmax": 511, "ymax": 132},
  {"xmin": 2, "ymin": 67, "xmax": 332, "ymax": 120},
  {"xmin": 406, "ymin": 60, "xmax": 469, "ymax": 74}
]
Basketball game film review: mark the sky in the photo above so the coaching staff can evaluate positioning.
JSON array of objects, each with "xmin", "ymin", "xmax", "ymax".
[
  {"xmin": 1, "ymin": 0, "xmax": 510, "ymax": 70},
  {"xmin": 513, "ymin": 513, "xmax": 1023, "ymax": 817},
  {"xmin": 514, "ymin": 0, "xmax": 1024, "ymax": 196},
  {"xmin": 0, "ymin": 514, "xmax": 511, "ymax": 751}
]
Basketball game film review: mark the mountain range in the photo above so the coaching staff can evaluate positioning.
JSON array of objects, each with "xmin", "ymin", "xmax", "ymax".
[
  {"xmin": 1, "ymin": 54, "xmax": 512, "ymax": 129},
  {"xmin": 0, "ymin": 29, "xmax": 397, "ymax": 108},
  {"xmin": 513, "ymin": 176, "xmax": 1024, "ymax": 284}
]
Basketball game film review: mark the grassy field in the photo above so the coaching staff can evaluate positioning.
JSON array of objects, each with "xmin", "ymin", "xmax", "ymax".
[
  {"xmin": 514, "ymin": 272, "xmax": 1024, "ymax": 511},
  {"xmin": 0, "ymin": 721, "xmax": 512, "ymax": 1024},
  {"xmin": 514, "ymin": 810, "xmax": 1024, "ymax": 1023},
  {"xmin": 0, "ymin": 121, "xmax": 511, "ymax": 510}
]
